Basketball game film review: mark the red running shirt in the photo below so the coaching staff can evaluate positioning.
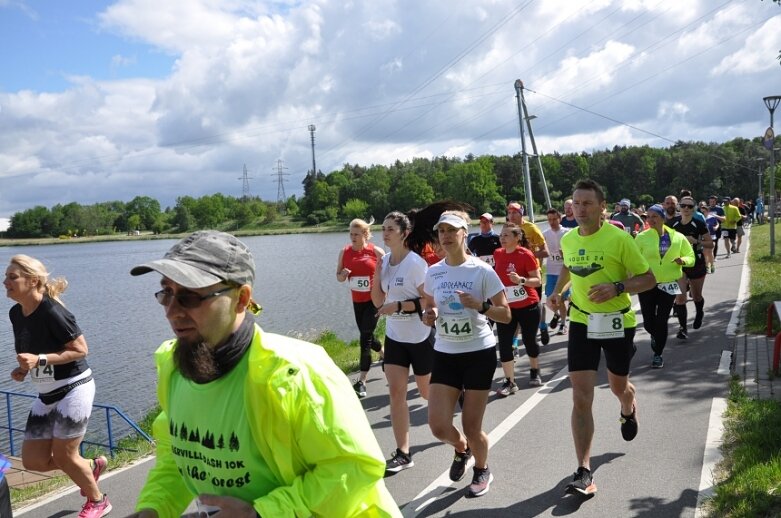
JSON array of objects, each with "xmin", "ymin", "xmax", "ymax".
[
  {"xmin": 493, "ymin": 246, "xmax": 540, "ymax": 309},
  {"xmin": 342, "ymin": 243, "xmax": 379, "ymax": 302}
]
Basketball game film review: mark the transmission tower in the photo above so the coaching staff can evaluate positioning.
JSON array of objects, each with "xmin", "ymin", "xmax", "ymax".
[
  {"xmin": 238, "ymin": 163, "xmax": 253, "ymax": 200},
  {"xmin": 273, "ymin": 159, "xmax": 290, "ymax": 206},
  {"xmin": 308, "ymin": 124, "xmax": 317, "ymax": 177}
]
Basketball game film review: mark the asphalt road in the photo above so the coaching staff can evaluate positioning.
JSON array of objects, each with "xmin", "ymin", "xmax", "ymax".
[{"xmin": 16, "ymin": 235, "xmax": 746, "ymax": 518}]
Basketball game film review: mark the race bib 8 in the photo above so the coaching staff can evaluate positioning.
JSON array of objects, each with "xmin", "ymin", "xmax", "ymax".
[
  {"xmin": 437, "ymin": 316, "xmax": 473, "ymax": 342},
  {"xmin": 505, "ymin": 285, "xmax": 528, "ymax": 303},
  {"xmin": 587, "ymin": 312, "xmax": 624, "ymax": 340},
  {"xmin": 349, "ymin": 275, "xmax": 371, "ymax": 292}
]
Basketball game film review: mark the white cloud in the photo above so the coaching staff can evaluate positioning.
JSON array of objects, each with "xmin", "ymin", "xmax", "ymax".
[
  {"xmin": 1, "ymin": 1, "xmax": 780, "ymax": 218},
  {"xmin": 712, "ymin": 15, "xmax": 781, "ymax": 75}
]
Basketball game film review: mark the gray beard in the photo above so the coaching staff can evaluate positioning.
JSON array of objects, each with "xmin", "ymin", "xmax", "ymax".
[{"xmin": 173, "ymin": 337, "xmax": 220, "ymax": 383}]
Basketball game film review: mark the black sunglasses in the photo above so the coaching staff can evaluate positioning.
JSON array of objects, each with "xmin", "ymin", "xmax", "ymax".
[
  {"xmin": 154, "ymin": 286, "xmax": 235, "ymax": 309},
  {"xmin": 679, "ymin": 204, "xmax": 695, "ymax": 209}
]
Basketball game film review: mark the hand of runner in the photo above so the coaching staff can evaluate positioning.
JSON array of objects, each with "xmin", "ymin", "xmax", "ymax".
[
  {"xmin": 588, "ymin": 283, "xmax": 619, "ymax": 304},
  {"xmin": 547, "ymin": 294, "xmax": 561, "ymax": 312},
  {"xmin": 455, "ymin": 290, "xmax": 480, "ymax": 310},
  {"xmin": 10, "ymin": 367, "xmax": 27, "ymax": 382},
  {"xmin": 197, "ymin": 494, "xmax": 254, "ymax": 517},
  {"xmin": 423, "ymin": 307, "xmax": 438, "ymax": 326}
]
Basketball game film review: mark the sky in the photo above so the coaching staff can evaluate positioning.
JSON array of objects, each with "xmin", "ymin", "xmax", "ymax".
[{"xmin": 1, "ymin": 0, "xmax": 781, "ymax": 224}]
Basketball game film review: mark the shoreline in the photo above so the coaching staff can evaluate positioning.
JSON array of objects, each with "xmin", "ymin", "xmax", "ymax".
[
  {"xmin": 0, "ymin": 216, "xmax": 523, "ymax": 248},
  {"xmin": 0, "ymin": 225, "xmax": 346, "ymax": 247}
]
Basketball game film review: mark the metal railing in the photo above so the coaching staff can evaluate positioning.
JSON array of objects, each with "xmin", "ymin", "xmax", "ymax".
[{"xmin": 0, "ymin": 390, "xmax": 153, "ymax": 457}]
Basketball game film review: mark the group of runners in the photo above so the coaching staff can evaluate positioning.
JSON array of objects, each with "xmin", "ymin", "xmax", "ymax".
[{"xmin": 336, "ymin": 179, "xmax": 747, "ymax": 497}]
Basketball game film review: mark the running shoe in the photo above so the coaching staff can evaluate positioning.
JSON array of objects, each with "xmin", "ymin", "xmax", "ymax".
[
  {"xmin": 566, "ymin": 467, "xmax": 597, "ymax": 496},
  {"xmin": 449, "ymin": 447, "xmax": 472, "ymax": 481},
  {"xmin": 732, "ymin": 245, "xmax": 738, "ymax": 253},
  {"xmin": 540, "ymin": 327, "xmax": 550, "ymax": 346},
  {"xmin": 467, "ymin": 467, "xmax": 493, "ymax": 497},
  {"xmin": 80, "ymin": 456, "xmax": 108, "ymax": 497},
  {"xmin": 676, "ymin": 327, "xmax": 688, "ymax": 340},
  {"xmin": 496, "ymin": 378, "xmax": 518, "ymax": 397},
  {"xmin": 620, "ymin": 402, "xmax": 638, "ymax": 441},
  {"xmin": 78, "ymin": 495, "xmax": 112, "ymax": 518},
  {"xmin": 353, "ymin": 380, "xmax": 367, "ymax": 398},
  {"xmin": 529, "ymin": 369, "xmax": 543, "ymax": 387},
  {"xmin": 549, "ymin": 315, "xmax": 560, "ymax": 330},
  {"xmin": 557, "ymin": 323, "xmax": 568, "ymax": 335},
  {"xmin": 693, "ymin": 309, "xmax": 704, "ymax": 330},
  {"xmin": 651, "ymin": 355, "xmax": 664, "ymax": 369},
  {"xmin": 385, "ymin": 448, "xmax": 414, "ymax": 473}
]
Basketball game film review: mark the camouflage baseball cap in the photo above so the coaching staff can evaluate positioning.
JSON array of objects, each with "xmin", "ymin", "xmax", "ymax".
[{"xmin": 130, "ymin": 230, "xmax": 255, "ymax": 289}]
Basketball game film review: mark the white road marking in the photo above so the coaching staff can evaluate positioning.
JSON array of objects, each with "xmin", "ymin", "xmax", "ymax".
[
  {"xmin": 726, "ymin": 227, "xmax": 751, "ymax": 336},
  {"xmin": 694, "ymin": 397, "xmax": 727, "ymax": 517},
  {"xmin": 401, "ymin": 365, "xmax": 570, "ymax": 517},
  {"xmin": 717, "ymin": 350, "xmax": 732, "ymax": 375}
]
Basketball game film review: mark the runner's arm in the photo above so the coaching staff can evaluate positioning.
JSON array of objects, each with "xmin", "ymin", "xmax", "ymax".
[{"xmin": 336, "ymin": 249, "xmax": 349, "ymax": 282}]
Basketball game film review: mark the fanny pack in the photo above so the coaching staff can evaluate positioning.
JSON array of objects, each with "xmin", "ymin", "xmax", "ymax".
[
  {"xmin": 569, "ymin": 301, "xmax": 631, "ymax": 316},
  {"xmin": 38, "ymin": 375, "xmax": 93, "ymax": 405}
]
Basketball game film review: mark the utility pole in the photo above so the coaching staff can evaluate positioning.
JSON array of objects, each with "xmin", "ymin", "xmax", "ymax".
[
  {"xmin": 514, "ymin": 80, "xmax": 534, "ymax": 221},
  {"xmin": 238, "ymin": 163, "xmax": 253, "ymax": 201},
  {"xmin": 520, "ymin": 93, "xmax": 552, "ymax": 211},
  {"xmin": 308, "ymin": 124, "xmax": 317, "ymax": 178},
  {"xmin": 274, "ymin": 159, "xmax": 290, "ymax": 209}
]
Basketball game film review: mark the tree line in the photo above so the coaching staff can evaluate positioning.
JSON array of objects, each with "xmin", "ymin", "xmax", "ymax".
[{"xmin": 6, "ymin": 137, "xmax": 778, "ymax": 238}]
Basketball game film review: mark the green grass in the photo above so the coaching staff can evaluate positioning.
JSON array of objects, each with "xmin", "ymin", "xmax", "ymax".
[
  {"xmin": 708, "ymin": 378, "xmax": 781, "ymax": 517},
  {"xmin": 312, "ymin": 318, "xmax": 385, "ymax": 374},
  {"xmin": 745, "ymin": 223, "xmax": 781, "ymax": 333},
  {"xmin": 706, "ymin": 222, "xmax": 781, "ymax": 516}
]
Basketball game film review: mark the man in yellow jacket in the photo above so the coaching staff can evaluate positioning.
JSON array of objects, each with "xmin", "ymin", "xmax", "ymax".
[
  {"xmin": 722, "ymin": 197, "xmax": 742, "ymax": 258},
  {"xmin": 635, "ymin": 205, "xmax": 695, "ymax": 368},
  {"xmin": 128, "ymin": 230, "xmax": 400, "ymax": 518}
]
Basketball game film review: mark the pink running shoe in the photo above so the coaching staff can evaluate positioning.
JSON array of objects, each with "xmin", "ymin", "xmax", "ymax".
[
  {"xmin": 81, "ymin": 456, "xmax": 108, "ymax": 496},
  {"xmin": 79, "ymin": 495, "xmax": 112, "ymax": 517}
]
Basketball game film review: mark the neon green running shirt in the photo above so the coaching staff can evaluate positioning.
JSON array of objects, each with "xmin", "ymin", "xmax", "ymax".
[
  {"xmin": 561, "ymin": 222, "xmax": 650, "ymax": 328},
  {"xmin": 167, "ymin": 352, "xmax": 278, "ymax": 502}
]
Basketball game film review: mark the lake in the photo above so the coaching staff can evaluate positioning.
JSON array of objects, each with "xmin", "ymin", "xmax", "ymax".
[{"xmin": 0, "ymin": 232, "xmax": 382, "ymax": 421}]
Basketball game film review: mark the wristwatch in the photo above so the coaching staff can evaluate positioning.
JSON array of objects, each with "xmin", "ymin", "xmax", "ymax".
[
  {"xmin": 613, "ymin": 282, "xmax": 625, "ymax": 296},
  {"xmin": 38, "ymin": 354, "xmax": 47, "ymax": 367},
  {"xmin": 478, "ymin": 301, "xmax": 491, "ymax": 314}
]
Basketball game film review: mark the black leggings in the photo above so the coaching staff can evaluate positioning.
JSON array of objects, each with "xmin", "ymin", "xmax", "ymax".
[
  {"xmin": 496, "ymin": 303, "xmax": 541, "ymax": 363},
  {"xmin": 638, "ymin": 288, "xmax": 676, "ymax": 355},
  {"xmin": 353, "ymin": 300, "xmax": 381, "ymax": 372}
]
